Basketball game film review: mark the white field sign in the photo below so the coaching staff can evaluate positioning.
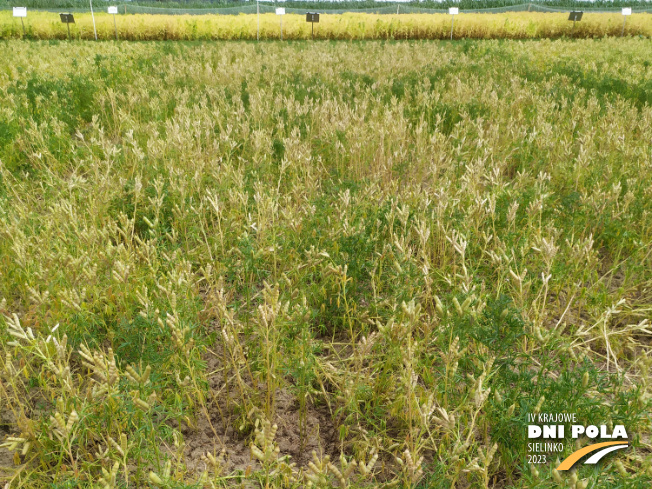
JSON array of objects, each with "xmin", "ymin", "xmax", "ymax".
[
  {"xmin": 108, "ymin": 6, "xmax": 118, "ymax": 14},
  {"xmin": 13, "ymin": 7, "xmax": 27, "ymax": 17},
  {"xmin": 276, "ymin": 7, "xmax": 285, "ymax": 40},
  {"xmin": 621, "ymin": 7, "xmax": 631, "ymax": 37},
  {"xmin": 449, "ymin": 8, "xmax": 458, "ymax": 40}
]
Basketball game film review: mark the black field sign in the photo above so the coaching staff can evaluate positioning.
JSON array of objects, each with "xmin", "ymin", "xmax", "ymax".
[
  {"xmin": 568, "ymin": 11, "xmax": 583, "ymax": 22},
  {"xmin": 60, "ymin": 12, "xmax": 74, "ymax": 39},
  {"xmin": 306, "ymin": 12, "xmax": 319, "ymax": 40}
]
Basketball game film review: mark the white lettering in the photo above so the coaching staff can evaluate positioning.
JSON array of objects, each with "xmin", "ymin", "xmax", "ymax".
[
  {"xmin": 612, "ymin": 425, "xmax": 628, "ymax": 438},
  {"xmin": 586, "ymin": 425, "xmax": 599, "ymax": 438},
  {"xmin": 572, "ymin": 425, "xmax": 584, "ymax": 438},
  {"xmin": 543, "ymin": 425, "xmax": 556, "ymax": 438},
  {"xmin": 600, "ymin": 425, "xmax": 612, "ymax": 438},
  {"xmin": 529, "ymin": 425, "xmax": 542, "ymax": 438}
]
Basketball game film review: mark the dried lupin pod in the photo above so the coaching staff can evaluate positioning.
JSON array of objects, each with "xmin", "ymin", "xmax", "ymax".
[
  {"xmin": 433, "ymin": 407, "xmax": 456, "ymax": 431},
  {"xmin": 201, "ymin": 448, "xmax": 227, "ymax": 475},
  {"xmin": 395, "ymin": 448, "xmax": 423, "ymax": 484},
  {"xmin": 357, "ymin": 447, "xmax": 378, "ymax": 477},
  {"xmin": 552, "ymin": 468, "xmax": 563, "ymax": 483},
  {"xmin": 472, "ymin": 360, "xmax": 494, "ymax": 408},
  {"xmin": 79, "ymin": 345, "xmax": 119, "ymax": 390},
  {"xmin": 506, "ymin": 403, "xmax": 516, "ymax": 417},
  {"xmin": 494, "ymin": 389, "xmax": 503, "ymax": 403},
  {"xmin": 148, "ymin": 471, "xmax": 163, "ymax": 485},
  {"xmin": 575, "ymin": 479, "xmax": 589, "ymax": 489},
  {"xmin": 125, "ymin": 364, "xmax": 151, "ymax": 385},
  {"xmin": 453, "ymin": 297, "xmax": 463, "ymax": 315},
  {"xmin": 97, "ymin": 461, "xmax": 120, "ymax": 489},
  {"xmin": 434, "ymin": 295, "xmax": 446, "ymax": 317},
  {"xmin": 4, "ymin": 352, "xmax": 17, "ymax": 377},
  {"xmin": 481, "ymin": 443, "xmax": 498, "ymax": 467},
  {"xmin": 149, "ymin": 459, "xmax": 172, "ymax": 486},
  {"xmin": 615, "ymin": 460, "xmax": 628, "ymax": 478},
  {"xmin": 419, "ymin": 393, "xmax": 437, "ymax": 426},
  {"xmin": 5, "ymin": 313, "xmax": 35, "ymax": 346},
  {"xmin": 95, "ymin": 445, "xmax": 110, "ymax": 461},
  {"xmin": 50, "ymin": 406, "xmax": 79, "ymax": 442},
  {"xmin": 529, "ymin": 463, "xmax": 539, "ymax": 479},
  {"xmin": 107, "ymin": 433, "xmax": 128, "ymax": 458},
  {"xmin": 569, "ymin": 471, "xmax": 578, "ymax": 486},
  {"xmin": 135, "ymin": 398, "xmax": 151, "ymax": 412},
  {"xmin": 533, "ymin": 395, "xmax": 545, "ymax": 414},
  {"xmin": 305, "ymin": 450, "xmax": 330, "ymax": 487},
  {"xmin": 250, "ymin": 419, "xmax": 280, "ymax": 466},
  {"xmin": 160, "ymin": 313, "xmax": 195, "ymax": 356},
  {"xmin": 326, "ymin": 454, "xmax": 357, "ymax": 487},
  {"xmin": 0, "ymin": 436, "xmax": 29, "ymax": 454},
  {"xmin": 356, "ymin": 332, "xmax": 378, "ymax": 358}
]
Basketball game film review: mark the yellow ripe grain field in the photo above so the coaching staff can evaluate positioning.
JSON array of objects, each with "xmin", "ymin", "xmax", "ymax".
[{"xmin": 0, "ymin": 11, "xmax": 651, "ymax": 40}]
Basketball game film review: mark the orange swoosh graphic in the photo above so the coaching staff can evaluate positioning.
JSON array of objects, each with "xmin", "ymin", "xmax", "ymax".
[{"xmin": 556, "ymin": 442, "xmax": 628, "ymax": 471}]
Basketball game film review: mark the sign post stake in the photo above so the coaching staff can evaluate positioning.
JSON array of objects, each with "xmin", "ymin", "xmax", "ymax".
[
  {"xmin": 276, "ymin": 8, "xmax": 285, "ymax": 40},
  {"xmin": 90, "ymin": 0, "xmax": 97, "ymax": 40},
  {"xmin": 257, "ymin": 0, "xmax": 260, "ymax": 41},
  {"xmin": 621, "ymin": 8, "xmax": 631, "ymax": 37},
  {"xmin": 567, "ymin": 11, "xmax": 583, "ymax": 38},
  {"xmin": 60, "ymin": 13, "xmax": 75, "ymax": 40},
  {"xmin": 306, "ymin": 13, "xmax": 319, "ymax": 40},
  {"xmin": 109, "ymin": 6, "xmax": 118, "ymax": 40},
  {"xmin": 13, "ymin": 8, "xmax": 27, "ymax": 36},
  {"xmin": 449, "ymin": 8, "xmax": 458, "ymax": 40}
]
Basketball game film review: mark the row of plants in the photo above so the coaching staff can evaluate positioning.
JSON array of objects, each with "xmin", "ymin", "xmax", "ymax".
[{"xmin": 1, "ymin": 11, "xmax": 651, "ymax": 39}]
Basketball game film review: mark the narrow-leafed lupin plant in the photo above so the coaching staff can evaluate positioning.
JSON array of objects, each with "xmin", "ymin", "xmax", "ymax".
[
  {"xmin": 250, "ymin": 417, "xmax": 298, "ymax": 487},
  {"xmin": 1, "ymin": 39, "xmax": 651, "ymax": 488},
  {"xmin": 1, "ymin": 312, "xmax": 180, "ymax": 485}
]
